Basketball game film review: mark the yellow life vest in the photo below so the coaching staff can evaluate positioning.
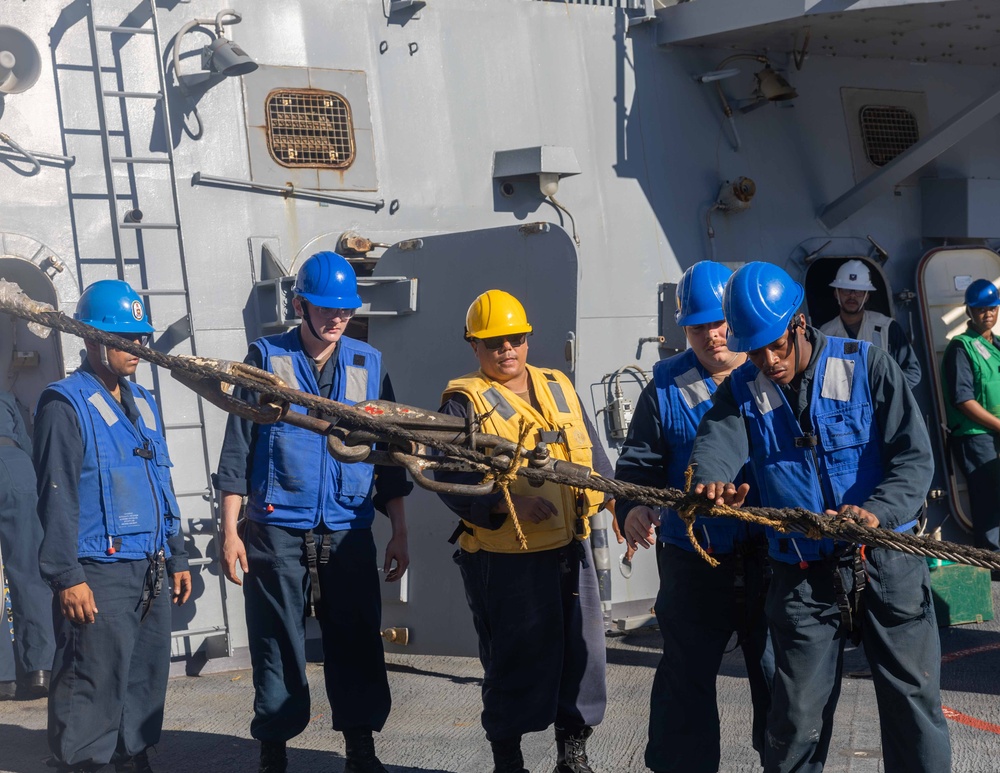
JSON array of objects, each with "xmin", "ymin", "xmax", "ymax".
[{"xmin": 442, "ymin": 365, "xmax": 605, "ymax": 554}]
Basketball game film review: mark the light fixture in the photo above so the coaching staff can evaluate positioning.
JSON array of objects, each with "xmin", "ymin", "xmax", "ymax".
[
  {"xmin": 173, "ymin": 9, "xmax": 258, "ymax": 88},
  {"xmin": 755, "ymin": 65, "xmax": 797, "ymax": 102},
  {"xmin": 538, "ymin": 172, "xmax": 560, "ymax": 198},
  {"xmin": 202, "ymin": 35, "xmax": 257, "ymax": 77},
  {"xmin": 694, "ymin": 54, "xmax": 798, "ymax": 151},
  {"xmin": 0, "ymin": 25, "xmax": 41, "ymax": 95},
  {"xmin": 492, "ymin": 147, "xmax": 583, "ymax": 246}
]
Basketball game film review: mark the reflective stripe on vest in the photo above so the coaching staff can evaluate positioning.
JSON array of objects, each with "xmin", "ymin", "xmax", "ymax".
[{"xmin": 442, "ymin": 365, "xmax": 601, "ymax": 553}]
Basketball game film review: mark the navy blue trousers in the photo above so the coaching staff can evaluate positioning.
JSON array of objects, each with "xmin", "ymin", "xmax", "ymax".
[
  {"xmin": 244, "ymin": 521, "xmax": 390, "ymax": 742},
  {"xmin": 48, "ymin": 559, "xmax": 170, "ymax": 768},
  {"xmin": 456, "ymin": 541, "xmax": 607, "ymax": 742},
  {"xmin": 952, "ymin": 434, "xmax": 1000, "ymax": 551},
  {"xmin": 646, "ymin": 543, "xmax": 773, "ymax": 773},
  {"xmin": 0, "ymin": 446, "xmax": 53, "ymax": 682},
  {"xmin": 765, "ymin": 552, "xmax": 951, "ymax": 773}
]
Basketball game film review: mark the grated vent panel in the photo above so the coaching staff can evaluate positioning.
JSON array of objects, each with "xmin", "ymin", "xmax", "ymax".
[
  {"xmin": 265, "ymin": 89, "xmax": 355, "ymax": 169},
  {"xmin": 859, "ymin": 105, "xmax": 919, "ymax": 167}
]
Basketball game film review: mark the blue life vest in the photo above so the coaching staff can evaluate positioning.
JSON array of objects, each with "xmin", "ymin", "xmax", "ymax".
[
  {"xmin": 247, "ymin": 330, "xmax": 381, "ymax": 530},
  {"xmin": 45, "ymin": 370, "xmax": 181, "ymax": 562},
  {"xmin": 654, "ymin": 349, "xmax": 758, "ymax": 554},
  {"xmin": 728, "ymin": 337, "xmax": 884, "ymax": 564}
]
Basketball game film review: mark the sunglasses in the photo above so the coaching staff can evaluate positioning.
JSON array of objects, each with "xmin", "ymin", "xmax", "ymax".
[
  {"xmin": 109, "ymin": 333, "xmax": 150, "ymax": 348},
  {"xmin": 308, "ymin": 304, "xmax": 356, "ymax": 320},
  {"xmin": 479, "ymin": 333, "xmax": 527, "ymax": 350}
]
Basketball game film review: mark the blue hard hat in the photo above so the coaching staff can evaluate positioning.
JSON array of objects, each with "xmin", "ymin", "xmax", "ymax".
[
  {"xmin": 723, "ymin": 262, "xmax": 804, "ymax": 352},
  {"xmin": 965, "ymin": 279, "xmax": 1000, "ymax": 308},
  {"xmin": 75, "ymin": 280, "xmax": 154, "ymax": 334},
  {"xmin": 292, "ymin": 251, "xmax": 362, "ymax": 309},
  {"xmin": 675, "ymin": 261, "xmax": 733, "ymax": 327}
]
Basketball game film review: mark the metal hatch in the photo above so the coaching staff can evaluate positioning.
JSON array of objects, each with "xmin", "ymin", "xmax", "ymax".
[{"xmin": 366, "ymin": 223, "xmax": 579, "ymax": 657}]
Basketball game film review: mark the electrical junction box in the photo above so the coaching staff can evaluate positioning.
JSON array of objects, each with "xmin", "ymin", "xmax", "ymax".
[{"xmin": 927, "ymin": 560, "xmax": 993, "ymax": 627}]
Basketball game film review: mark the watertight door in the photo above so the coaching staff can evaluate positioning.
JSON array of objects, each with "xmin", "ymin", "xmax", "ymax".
[
  {"xmin": 366, "ymin": 223, "xmax": 579, "ymax": 657},
  {"xmin": 916, "ymin": 246, "xmax": 1000, "ymax": 532}
]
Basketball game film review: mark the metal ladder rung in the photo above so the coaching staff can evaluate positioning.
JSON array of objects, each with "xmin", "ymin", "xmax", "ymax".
[
  {"xmin": 112, "ymin": 156, "xmax": 170, "ymax": 165},
  {"xmin": 63, "ymin": 128, "xmax": 125, "ymax": 137},
  {"xmin": 173, "ymin": 489, "xmax": 210, "ymax": 498},
  {"xmin": 136, "ymin": 288, "xmax": 188, "ymax": 295},
  {"xmin": 186, "ymin": 558, "xmax": 216, "ymax": 568},
  {"xmin": 164, "ymin": 422, "xmax": 205, "ymax": 431},
  {"xmin": 95, "ymin": 24, "xmax": 155, "ymax": 35},
  {"xmin": 170, "ymin": 626, "xmax": 226, "ymax": 639},
  {"xmin": 120, "ymin": 222, "xmax": 178, "ymax": 230},
  {"xmin": 102, "ymin": 90, "xmax": 162, "ymax": 100}
]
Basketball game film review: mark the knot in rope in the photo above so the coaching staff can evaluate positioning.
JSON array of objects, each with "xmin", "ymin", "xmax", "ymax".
[{"xmin": 484, "ymin": 417, "xmax": 534, "ymax": 550}]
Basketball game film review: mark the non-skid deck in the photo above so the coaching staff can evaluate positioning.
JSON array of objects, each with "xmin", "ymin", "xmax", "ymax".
[{"xmin": 3, "ymin": 588, "xmax": 1000, "ymax": 773}]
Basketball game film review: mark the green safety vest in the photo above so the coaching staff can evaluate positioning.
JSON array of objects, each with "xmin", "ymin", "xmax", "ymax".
[{"xmin": 943, "ymin": 327, "xmax": 1000, "ymax": 437}]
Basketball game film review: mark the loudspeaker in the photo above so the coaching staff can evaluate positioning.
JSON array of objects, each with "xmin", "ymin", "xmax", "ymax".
[{"xmin": 0, "ymin": 26, "xmax": 41, "ymax": 95}]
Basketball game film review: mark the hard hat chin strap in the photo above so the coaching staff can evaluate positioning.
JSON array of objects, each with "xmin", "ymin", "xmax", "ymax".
[
  {"xmin": 300, "ymin": 299, "xmax": 325, "ymax": 342},
  {"xmin": 98, "ymin": 343, "xmax": 111, "ymax": 371},
  {"xmin": 789, "ymin": 317, "xmax": 804, "ymax": 378}
]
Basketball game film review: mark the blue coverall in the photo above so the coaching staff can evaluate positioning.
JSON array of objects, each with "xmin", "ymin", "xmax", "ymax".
[
  {"xmin": 0, "ymin": 391, "xmax": 54, "ymax": 687},
  {"xmin": 215, "ymin": 332, "xmax": 412, "ymax": 743},
  {"xmin": 34, "ymin": 362, "xmax": 188, "ymax": 770},
  {"xmin": 435, "ymin": 393, "xmax": 610, "ymax": 743},
  {"xmin": 615, "ymin": 350, "xmax": 772, "ymax": 773},
  {"xmin": 690, "ymin": 327, "xmax": 951, "ymax": 773}
]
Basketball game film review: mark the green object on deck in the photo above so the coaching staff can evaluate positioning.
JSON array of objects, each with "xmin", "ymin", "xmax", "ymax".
[{"xmin": 927, "ymin": 559, "xmax": 994, "ymax": 627}]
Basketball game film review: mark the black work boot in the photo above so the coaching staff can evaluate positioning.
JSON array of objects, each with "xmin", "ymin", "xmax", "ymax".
[
  {"xmin": 343, "ymin": 729, "xmax": 387, "ymax": 773},
  {"xmin": 553, "ymin": 726, "xmax": 595, "ymax": 773},
  {"xmin": 258, "ymin": 741, "xmax": 287, "ymax": 773},
  {"xmin": 490, "ymin": 736, "xmax": 528, "ymax": 773},
  {"xmin": 115, "ymin": 750, "xmax": 155, "ymax": 773}
]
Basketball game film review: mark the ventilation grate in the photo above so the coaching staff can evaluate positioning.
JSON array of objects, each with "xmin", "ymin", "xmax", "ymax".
[
  {"xmin": 859, "ymin": 105, "xmax": 919, "ymax": 167},
  {"xmin": 265, "ymin": 89, "xmax": 355, "ymax": 169}
]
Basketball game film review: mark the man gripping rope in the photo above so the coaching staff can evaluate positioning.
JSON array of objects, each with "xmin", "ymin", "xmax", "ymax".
[
  {"xmin": 615, "ymin": 261, "xmax": 772, "ymax": 773},
  {"xmin": 434, "ymin": 290, "xmax": 612, "ymax": 773},
  {"xmin": 688, "ymin": 263, "xmax": 950, "ymax": 773}
]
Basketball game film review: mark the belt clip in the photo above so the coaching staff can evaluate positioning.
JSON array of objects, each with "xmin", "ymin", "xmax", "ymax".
[{"xmin": 794, "ymin": 433, "xmax": 818, "ymax": 449}]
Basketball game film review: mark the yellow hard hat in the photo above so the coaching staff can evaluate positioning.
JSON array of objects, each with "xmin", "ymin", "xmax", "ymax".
[{"xmin": 464, "ymin": 289, "xmax": 533, "ymax": 340}]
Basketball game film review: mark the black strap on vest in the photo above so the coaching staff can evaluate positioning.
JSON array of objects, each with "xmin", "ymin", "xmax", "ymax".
[
  {"xmin": 448, "ymin": 522, "xmax": 473, "ymax": 545},
  {"xmin": 140, "ymin": 549, "xmax": 165, "ymax": 621},
  {"xmin": 830, "ymin": 545, "xmax": 866, "ymax": 645},
  {"xmin": 304, "ymin": 530, "xmax": 333, "ymax": 617}
]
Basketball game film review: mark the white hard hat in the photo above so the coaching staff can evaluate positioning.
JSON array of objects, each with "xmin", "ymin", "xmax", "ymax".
[{"xmin": 830, "ymin": 259, "xmax": 877, "ymax": 292}]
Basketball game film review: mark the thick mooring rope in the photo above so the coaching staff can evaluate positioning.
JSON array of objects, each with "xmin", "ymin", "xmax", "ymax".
[{"xmin": 6, "ymin": 282, "xmax": 1000, "ymax": 570}]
